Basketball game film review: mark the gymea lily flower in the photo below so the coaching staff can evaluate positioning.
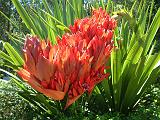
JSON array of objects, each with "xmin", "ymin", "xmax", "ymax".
[{"xmin": 18, "ymin": 8, "xmax": 116, "ymax": 108}]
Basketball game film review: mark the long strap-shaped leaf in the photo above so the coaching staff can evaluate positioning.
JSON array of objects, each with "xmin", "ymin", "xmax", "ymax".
[
  {"xmin": 106, "ymin": 0, "xmax": 112, "ymax": 13},
  {"xmin": 11, "ymin": 0, "xmax": 40, "ymax": 35},
  {"xmin": 143, "ymin": 8, "xmax": 160, "ymax": 55},
  {"xmin": 133, "ymin": 66, "xmax": 160, "ymax": 108},
  {"xmin": 39, "ymin": 9, "xmax": 69, "ymax": 30},
  {"xmin": 0, "ymin": 50, "xmax": 13, "ymax": 63},
  {"xmin": 3, "ymin": 42, "xmax": 24, "ymax": 67},
  {"xmin": 111, "ymin": 48, "xmax": 122, "ymax": 111},
  {"xmin": 0, "ymin": 68, "xmax": 27, "ymax": 91},
  {"xmin": 42, "ymin": 0, "xmax": 52, "ymax": 15},
  {"xmin": 0, "ymin": 11, "xmax": 19, "ymax": 29}
]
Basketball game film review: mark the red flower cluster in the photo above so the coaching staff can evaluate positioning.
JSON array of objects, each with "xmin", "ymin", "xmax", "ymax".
[{"xmin": 18, "ymin": 8, "xmax": 116, "ymax": 108}]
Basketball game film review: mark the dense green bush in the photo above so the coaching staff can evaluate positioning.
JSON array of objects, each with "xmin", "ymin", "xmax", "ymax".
[
  {"xmin": 0, "ymin": 78, "xmax": 159, "ymax": 120},
  {"xmin": 0, "ymin": 80, "xmax": 41, "ymax": 120},
  {"xmin": 66, "ymin": 81, "xmax": 160, "ymax": 120}
]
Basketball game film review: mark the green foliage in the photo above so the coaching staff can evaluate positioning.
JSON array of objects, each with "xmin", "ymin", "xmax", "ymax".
[
  {"xmin": 0, "ymin": 78, "xmax": 160, "ymax": 120},
  {"xmin": 101, "ymin": 0, "xmax": 160, "ymax": 113},
  {"xmin": 73, "ymin": 81, "xmax": 160, "ymax": 120},
  {"xmin": 0, "ymin": 0, "xmax": 12, "ymax": 42},
  {"xmin": 115, "ymin": 0, "xmax": 160, "ymax": 53},
  {"xmin": 0, "ymin": 69, "xmax": 66, "ymax": 119},
  {"xmin": 0, "ymin": 79, "xmax": 39, "ymax": 120},
  {"xmin": 0, "ymin": 0, "xmax": 159, "ymax": 119},
  {"xmin": 11, "ymin": 0, "xmax": 88, "ymax": 43}
]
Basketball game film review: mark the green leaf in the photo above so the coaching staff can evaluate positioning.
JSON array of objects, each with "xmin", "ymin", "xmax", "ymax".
[
  {"xmin": 123, "ymin": 40, "xmax": 143, "ymax": 72},
  {"xmin": 35, "ymin": 94, "xmax": 58, "ymax": 114},
  {"xmin": 6, "ymin": 32, "xmax": 24, "ymax": 45},
  {"xmin": 56, "ymin": 25, "xmax": 70, "ymax": 32},
  {"xmin": 141, "ymin": 53, "xmax": 160, "ymax": 80},
  {"xmin": 143, "ymin": 8, "xmax": 160, "ymax": 55},
  {"xmin": 3, "ymin": 42, "xmax": 24, "ymax": 67},
  {"xmin": 137, "ymin": 0, "xmax": 143, "ymax": 17},
  {"xmin": 111, "ymin": 48, "xmax": 122, "ymax": 110},
  {"xmin": 11, "ymin": 0, "xmax": 39, "ymax": 35},
  {"xmin": 106, "ymin": 0, "xmax": 112, "ymax": 13},
  {"xmin": 147, "ymin": 0, "xmax": 154, "ymax": 30},
  {"xmin": 11, "ymin": 78, "xmax": 28, "ymax": 92},
  {"xmin": 3, "ymin": 62, "xmax": 19, "ymax": 70},
  {"xmin": 120, "ymin": 63, "xmax": 138, "ymax": 112},
  {"xmin": 0, "ymin": 11, "xmax": 19, "ymax": 29},
  {"xmin": 30, "ymin": 8, "xmax": 55, "ymax": 34},
  {"xmin": 42, "ymin": 0, "xmax": 52, "ymax": 15},
  {"xmin": 67, "ymin": 0, "xmax": 75, "ymax": 25},
  {"xmin": 133, "ymin": 66, "xmax": 160, "ymax": 108},
  {"xmin": 137, "ymin": 5, "xmax": 149, "ymax": 35},
  {"xmin": 0, "ymin": 50, "xmax": 13, "ymax": 63},
  {"xmin": 39, "ymin": 9, "xmax": 68, "ymax": 29},
  {"xmin": 100, "ymin": 0, "xmax": 105, "ymax": 9},
  {"xmin": 18, "ymin": 92, "xmax": 49, "ymax": 113},
  {"xmin": 52, "ymin": 0, "xmax": 63, "ymax": 22},
  {"xmin": 121, "ymin": 21, "xmax": 129, "ymax": 52},
  {"xmin": 0, "ymin": 69, "xmax": 27, "ymax": 92},
  {"xmin": 62, "ymin": 0, "xmax": 67, "ymax": 26}
]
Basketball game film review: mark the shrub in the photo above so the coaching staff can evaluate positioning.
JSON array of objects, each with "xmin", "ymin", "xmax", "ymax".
[{"xmin": 0, "ymin": 79, "xmax": 40, "ymax": 120}]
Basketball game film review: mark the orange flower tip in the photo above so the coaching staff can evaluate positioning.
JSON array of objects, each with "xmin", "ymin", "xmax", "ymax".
[
  {"xmin": 64, "ymin": 95, "xmax": 82, "ymax": 110},
  {"xmin": 72, "ymin": 88, "xmax": 78, "ymax": 97},
  {"xmin": 17, "ymin": 69, "xmax": 31, "ymax": 82},
  {"xmin": 41, "ymin": 89, "xmax": 65, "ymax": 101}
]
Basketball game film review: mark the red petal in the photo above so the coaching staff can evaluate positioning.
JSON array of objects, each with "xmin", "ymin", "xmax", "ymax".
[
  {"xmin": 29, "ymin": 79, "xmax": 65, "ymax": 100},
  {"xmin": 36, "ymin": 56, "xmax": 53, "ymax": 83},
  {"xmin": 17, "ymin": 69, "xmax": 31, "ymax": 82},
  {"xmin": 18, "ymin": 69, "xmax": 65, "ymax": 100},
  {"xmin": 24, "ymin": 49, "xmax": 36, "ymax": 75},
  {"xmin": 64, "ymin": 94, "xmax": 82, "ymax": 109}
]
